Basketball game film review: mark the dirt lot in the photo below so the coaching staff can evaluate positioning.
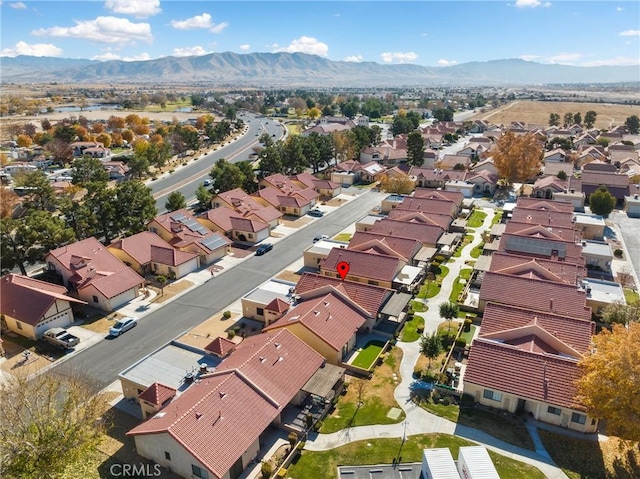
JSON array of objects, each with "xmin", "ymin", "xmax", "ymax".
[{"xmin": 469, "ymin": 100, "xmax": 638, "ymax": 130}]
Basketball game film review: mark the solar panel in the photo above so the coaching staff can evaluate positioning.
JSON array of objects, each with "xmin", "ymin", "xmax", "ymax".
[
  {"xmin": 506, "ymin": 236, "xmax": 566, "ymax": 258},
  {"xmin": 200, "ymin": 236, "xmax": 227, "ymax": 251},
  {"xmin": 170, "ymin": 212, "xmax": 186, "ymax": 221}
]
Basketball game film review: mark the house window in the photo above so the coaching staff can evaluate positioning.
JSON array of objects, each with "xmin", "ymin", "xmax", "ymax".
[
  {"xmin": 164, "ymin": 451, "xmax": 171, "ymax": 461},
  {"xmin": 248, "ymin": 233, "xmax": 253, "ymax": 239},
  {"xmin": 368, "ymin": 280, "xmax": 379, "ymax": 286},
  {"xmin": 16, "ymin": 322, "xmax": 23, "ymax": 330},
  {"xmin": 482, "ymin": 389, "xmax": 502, "ymax": 402},
  {"xmin": 571, "ymin": 412, "xmax": 586, "ymax": 425},
  {"xmin": 192, "ymin": 465, "xmax": 209, "ymax": 479},
  {"xmin": 547, "ymin": 406, "xmax": 562, "ymax": 416},
  {"xmin": 257, "ymin": 308, "xmax": 264, "ymax": 316},
  {"xmin": 92, "ymin": 295, "xmax": 99, "ymax": 303}
]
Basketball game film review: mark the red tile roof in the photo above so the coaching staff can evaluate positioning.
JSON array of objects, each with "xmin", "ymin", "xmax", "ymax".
[
  {"xmin": 387, "ymin": 209, "xmax": 452, "ymax": 230},
  {"xmin": 498, "ymin": 233, "xmax": 584, "ymax": 263},
  {"xmin": 481, "ymin": 302, "xmax": 593, "ymax": 352},
  {"xmin": 253, "ymin": 187, "xmax": 318, "ymax": 209},
  {"xmin": 320, "ymin": 248, "xmax": 404, "ymax": 283},
  {"xmin": 293, "ymin": 172, "xmax": 340, "ymax": 191},
  {"xmin": 264, "ymin": 292, "xmax": 367, "ymax": 351},
  {"xmin": 489, "ymin": 252, "xmax": 585, "ymax": 285},
  {"xmin": 0, "ymin": 274, "xmax": 85, "ymax": 326},
  {"xmin": 369, "ymin": 219, "xmax": 444, "ymax": 246},
  {"xmin": 204, "ymin": 336, "xmax": 237, "ymax": 357},
  {"xmin": 479, "ymin": 271, "xmax": 591, "ymax": 320},
  {"xmin": 109, "ymin": 231, "xmax": 175, "ymax": 266},
  {"xmin": 150, "ymin": 245, "xmax": 198, "ymax": 267},
  {"xmin": 46, "ymin": 237, "xmax": 145, "ymax": 299},
  {"xmin": 295, "ymin": 272, "xmax": 392, "ymax": 317},
  {"xmin": 151, "ymin": 210, "xmax": 232, "ymax": 253},
  {"xmin": 464, "ymin": 338, "xmax": 583, "ymax": 409},
  {"xmin": 138, "ymin": 382, "xmax": 176, "ymax": 406},
  {"xmin": 348, "ymin": 231, "xmax": 421, "ymax": 262},
  {"xmin": 265, "ymin": 298, "xmax": 290, "ymax": 313},
  {"xmin": 510, "ymin": 209, "xmax": 576, "ymax": 229},
  {"xmin": 413, "ymin": 188, "xmax": 464, "ymax": 206},
  {"xmin": 505, "ymin": 221, "xmax": 581, "ymax": 243},
  {"xmin": 408, "ymin": 168, "xmax": 468, "ymax": 184},
  {"xmin": 129, "ymin": 330, "xmax": 323, "ymax": 478},
  {"xmin": 203, "ymin": 200, "xmax": 279, "ymax": 232},
  {"xmin": 396, "ymin": 196, "xmax": 457, "ymax": 217}
]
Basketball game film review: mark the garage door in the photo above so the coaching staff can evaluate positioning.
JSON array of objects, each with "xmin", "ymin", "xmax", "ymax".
[{"xmin": 36, "ymin": 311, "xmax": 72, "ymax": 338}]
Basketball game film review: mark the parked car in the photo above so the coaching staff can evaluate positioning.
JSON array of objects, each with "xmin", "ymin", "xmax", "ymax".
[
  {"xmin": 109, "ymin": 317, "xmax": 138, "ymax": 337},
  {"xmin": 255, "ymin": 243, "xmax": 273, "ymax": 256},
  {"xmin": 313, "ymin": 234, "xmax": 329, "ymax": 242},
  {"xmin": 203, "ymin": 179, "xmax": 212, "ymax": 187},
  {"xmin": 42, "ymin": 327, "xmax": 80, "ymax": 349},
  {"xmin": 308, "ymin": 208, "xmax": 324, "ymax": 217}
]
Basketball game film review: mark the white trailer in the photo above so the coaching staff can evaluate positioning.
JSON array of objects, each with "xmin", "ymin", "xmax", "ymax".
[
  {"xmin": 421, "ymin": 448, "xmax": 460, "ymax": 479},
  {"xmin": 457, "ymin": 446, "xmax": 500, "ymax": 479}
]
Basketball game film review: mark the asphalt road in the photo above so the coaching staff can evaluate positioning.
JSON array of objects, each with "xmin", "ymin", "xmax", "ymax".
[
  {"xmin": 53, "ymin": 188, "xmax": 384, "ymax": 390},
  {"xmin": 610, "ymin": 211, "xmax": 640, "ymax": 283},
  {"xmin": 150, "ymin": 114, "xmax": 285, "ymax": 213}
]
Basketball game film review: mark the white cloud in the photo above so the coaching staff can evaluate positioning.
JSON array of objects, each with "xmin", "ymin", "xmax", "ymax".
[
  {"xmin": 9, "ymin": 2, "xmax": 27, "ymax": 9},
  {"xmin": 170, "ymin": 13, "xmax": 228, "ymax": 33},
  {"xmin": 380, "ymin": 51, "xmax": 418, "ymax": 63},
  {"xmin": 171, "ymin": 46, "xmax": 210, "ymax": 57},
  {"xmin": 344, "ymin": 55, "xmax": 363, "ymax": 62},
  {"xmin": 619, "ymin": 30, "xmax": 640, "ymax": 37},
  {"xmin": 104, "ymin": 0, "xmax": 160, "ymax": 18},
  {"xmin": 547, "ymin": 52, "xmax": 583, "ymax": 64},
  {"xmin": 239, "ymin": 44, "xmax": 250, "ymax": 51},
  {"xmin": 580, "ymin": 56, "xmax": 640, "ymax": 67},
  {"xmin": 32, "ymin": 16, "xmax": 152, "ymax": 45},
  {"xmin": 520, "ymin": 54, "xmax": 542, "ymax": 61},
  {"xmin": 512, "ymin": 0, "xmax": 551, "ymax": 8},
  {"xmin": 91, "ymin": 51, "xmax": 150, "ymax": 61},
  {"xmin": 436, "ymin": 59, "xmax": 458, "ymax": 67},
  {"xmin": 272, "ymin": 36, "xmax": 329, "ymax": 57},
  {"xmin": 0, "ymin": 40, "xmax": 62, "ymax": 57}
]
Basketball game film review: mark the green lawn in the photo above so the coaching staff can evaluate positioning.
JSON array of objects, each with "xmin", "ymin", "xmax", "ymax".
[
  {"xmin": 453, "ymin": 235, "xmax": 474, "ymax": 258},
  {"xmin": 470, "ymin": 242, "xmax": 485, "ymax": 258},
  {"xmin": 624, "ymin": 288, "xmax": 639, "ymax": 304},
  {"xmin": 287, "ymin": 434, "xmax": 545, "ymax": 479},
  {"xmin": 491, "ymin": 210, "xmax": 504, "ymax": 226},
  {"xmin": 416, "ymin": 266, "xmax": 450, "ymax": 299},
  {"xmin": 449, "ymin": 269, "xmax": 473, "ymax": 302},
  {"xmin": 459, "ymin": 324, "xmax": 477, "ymax": 344},
  {"xmin": 467, "ymin": 210, "xmax": 488, "ymax": 228},
  {"xmin": 333, "ymin": 233, "xmax": 352, "ymax": 242},
  {"xmin": 351, "ymin": 341, "xmax": 385, "ymax": 369},
  {"xmin": 401, "ymin": 315, "xmax": 425, "ymax": 342},
  {"xmin": 410, "ymin": 300, "xmax": 427, "ymax": 313}
]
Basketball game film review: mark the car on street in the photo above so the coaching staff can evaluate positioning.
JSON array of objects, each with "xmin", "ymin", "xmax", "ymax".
[
  {"xmin": 308, "ymin": 208, "xmax": 324, "ymax": 217},
  {"xmin": 203, "ymin": 179, "xmax": 212, "ymax": 186},
  {"xmin": 109, "ymin": 317, "xmax": 138, "ymax": 337},
  {"xmin": 255, "ymin": 243, "xmax": 273, "ymax": 256},
  {"xmin": 313, "ymin": 234, "xmax": 329, "ymax": 242}
]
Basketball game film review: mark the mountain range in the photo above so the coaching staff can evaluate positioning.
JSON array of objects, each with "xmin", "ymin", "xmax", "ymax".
[{"xmin": 1, "ymin": 52, "xmax": 637, "ymax": 87}]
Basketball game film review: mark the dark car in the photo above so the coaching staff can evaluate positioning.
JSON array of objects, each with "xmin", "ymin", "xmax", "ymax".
[
  {"xmin": 307, "ymin": 208, "xmax": 324, "ymax": 217},
  {"xmin": 255, "ymin": 243, "xmax": 273, "ymax": 256}
]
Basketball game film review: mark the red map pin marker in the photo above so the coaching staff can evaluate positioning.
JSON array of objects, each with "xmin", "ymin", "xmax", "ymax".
[{"xmin": 337, "ymin": 261, "xmax": 350, "ymax": 281}]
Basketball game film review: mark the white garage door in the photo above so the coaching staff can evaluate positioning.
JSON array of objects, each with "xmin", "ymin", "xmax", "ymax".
[{"xmin": 36, "ymin": 311, "xmax": 72, "ymax": 338}]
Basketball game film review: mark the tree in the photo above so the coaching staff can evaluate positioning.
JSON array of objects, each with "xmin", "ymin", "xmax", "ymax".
[
  {"xmin": 589, "ymin": 185, "xmax": 616, "ymax": 217},
  {"xmin": 563, "ymin": 112, "xmax": 574, "ymax": 127},
  {"xmin": 1, "ymin": 211, "xmax": 75, "ymax": 275},
  {"xmin": 114, "ymin": 181, "xmax": 157, "ymax": 238},
  {"xmin": 127, "ymin": 152, "xmax": 150, "ymax": 180},
  {"xmin": 573, "ymin": 112, "xmax": 582, "ymax": 125},
  {"xmin": 0, "ymin": 186, "xmax": 18, "ymax": 219},
  {"xmin": 379, "ymin": 174, "xmax": 415, "ymax": 194},
  {"xmin": 165, "ymin": 191, "xmax": 187, "ymax": 212},
  {"xmin": 209, "ymin": 158, "xmax": 245, "ymax": 193},
  {"xmin": 549, "ymin": 113, "xmax": 560, "ymax": 126},
  {"xmin": 601, "ymin": 301, "xmax": 640, "ymax": 326},
  {"xmin": 576, "ymin": 323, "xmax": 640, "ymax": 441},
  {"xmin": 0, "ymin": 370, "xmax": 108, "ymax": 479},
  {"xmin": 556, "ymin": 170, "xmax": 568, "ymax": 181},
  {"xmin": 420, "ymin": 332, "xmax": 442, "ymax": 371},
  {"xmin": 390, "ymin": 115, "xmax": 415, "ymax": 136},
  {"xmin": 13, "ymin": 170, "xmax": 57, "ymax": 211},
  {"xmin": 332, "ymin": 131, "xmax": 355, "ymax": 164},
  {"xmin": 625, "ymin": 115, "xmax": 639, "ymax": 134},
  {"xmin": 45, "ymin": 138, "xmax": 73, "ymax": 165},
  {"xmin": 407, "ymin": 131, "xmax": 425, "ymax": 167},
  {"xmin": 280, "ymin": 136, "xmax": 308, "ymax": 175},
  {"xmin": 236, "ymin": 161, "xmax": 258, "ymax": 193},
  {"xmin": 195, "ymin": 184, "xmax": 212, "ymax": 211},
  {"xmin": 71, "ymin": 157, "xmax": 109, "ymax": 187},
  {"xmin": 156, "ymin": 274, "xmax": 168, "ymax": 295},
  {"xmin": 16, "ymin": 134, "xmax": 32, "ymax": 148},
  {"xmin": 492, "ymin": 132, "xmax": 542, "ymax": 184},
  {"xmin": 584, "ymin": 111, "xmax": 597, "ymax": 128},
  {"xmin": 439, "ymin": 301, "xmax": 459, "ymax": 334},
  {"xmin": 432, "ymin": 107, "xmax": 454, "ymax": 122},
  {"xmin": 257, "ymin": 145, "xmax": 283, "ymax": 179}
]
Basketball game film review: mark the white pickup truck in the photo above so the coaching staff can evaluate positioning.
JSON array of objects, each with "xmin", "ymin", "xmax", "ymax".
[{"xmin": 42, "ymin": 327, "xmax": 80, "ymax": 349}]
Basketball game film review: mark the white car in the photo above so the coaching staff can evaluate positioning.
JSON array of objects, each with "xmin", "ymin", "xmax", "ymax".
[
  {"xmin": 109, "ymin": 317, "xmax": 138, "ymax": 337},
  {"xmin": 203, "ymin": 179, "xmax": 212, "ymax": 187}
]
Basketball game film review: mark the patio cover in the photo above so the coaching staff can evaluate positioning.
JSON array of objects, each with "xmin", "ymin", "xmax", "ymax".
[
  {"xmin": 414, "ymin": 246, "xmax": 438, "ymax": 263},
  {"xmin": 301, "ymin": 363, "xmax": 345, "ymax": 399},
  {"xmin": 473, "ymin": 255, "xmax": 492, "ymax": 272},
  {"xmin": 380, "ymin": 291, "xmax": 412, "ymax": 317}
]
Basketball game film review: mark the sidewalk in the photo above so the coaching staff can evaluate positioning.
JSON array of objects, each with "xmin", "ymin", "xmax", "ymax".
[{"xmin": 305, "ymin": 208, "xmax": 570, "ymax": 479}]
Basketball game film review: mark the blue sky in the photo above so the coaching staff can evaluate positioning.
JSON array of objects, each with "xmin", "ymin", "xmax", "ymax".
[{"xmin": 1, "ymin": 1, "xmax": 638, "ymax": 67}]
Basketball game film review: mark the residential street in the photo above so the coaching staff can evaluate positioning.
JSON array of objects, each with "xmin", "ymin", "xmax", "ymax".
[{"xmin": 52, "ymin": 189, "xmax": 385, "ymax": 390}]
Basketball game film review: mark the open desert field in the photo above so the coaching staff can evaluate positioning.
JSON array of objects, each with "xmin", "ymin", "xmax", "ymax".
[{"xmin": 469, "ymin": 100, "xmax": 638, "ymax": 130}]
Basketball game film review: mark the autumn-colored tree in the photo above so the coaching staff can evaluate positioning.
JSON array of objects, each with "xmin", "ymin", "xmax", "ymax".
[
  {"xmin": 149, "ymin": 133, "xmax": 164, "ymax": 144},
  {"xmin": 91, "ymin": 122, "xmax": 106, "ymax": 134},
  {"xmin": 107, "ymin": 115, "xmax": 125, "ymax": 131},
  {"xmin": 110, "ymin": 132, "xmax": 124, "ymax": 147},
  {"xmin": 332, "ymin": 131, "xmax": 355, "ymax": 165},
  {"xmin": 307, "ymin": 107, "xmax": 321, "ymax": 120},
  {"xmin": 121, "ymin": 129, "xmax": 134, "ymax": 143},
  {"xmin": 96, "ymin": 132, "xmax": 112, "ymax": 148},
  {"xmin": 576, "ymin": 323, "xmax": 640, "ymax": 441},
  {"xmin": 125, "ymin": 113, "xmax": 142, "ymax": 128},
  {"xmin": 133, "ymin": 123, "xmax": 151, "ymax": 136},
  {"xmin": 0, "ymin": 186, "xmax": 18, "ymax": 218},
  {"xmin": 16, "ymin": 134, "xmax": 32, "ymax": 148},
  {"xmin": 379, "ymin": 174, "xmax": 415, "ymax": 194},
  {"xmin": 492, "ymin": 131, "xmax": 543, "ymax": 184}
]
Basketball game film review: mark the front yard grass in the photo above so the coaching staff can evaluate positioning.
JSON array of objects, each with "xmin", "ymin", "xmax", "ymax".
[
  {"xmin": 416, "ymin": 266, "xmax": 450, "ymax": 299},
  {"xmin": 538, "ymin": 430, "xmax": 640, "ymax": 479},
  {"xmin": 467, "ymin": 210, "xmax": 487, "ymax": 228},
  {"xmin": 400, "ymin": 315, "xmax": 425, "ymax": 342},
  {"xmin": 491, "ymin": 209, "xmax": 504, "ymax": 226},
  {"xmin": 288, "ymin": 434, "xmax": 545, "ymax": 479},
  {"xmin": 351, "ymin": 341, "xmax": 385, "ymax": 369},
  {"xmin": 623, "ymin": 288, "xmax": 639, "ymax": 305},
  {"xmin": 449, "ymin": 268, "xmax": 473, "ymax": 302},
  {"xmin": 453, "ymin": 234, "xmax": 474, "ymax": 257},
  {"xmin": 320, "ymin": 347, "xmax": 404, "ymax": 433},
  {"xmin": 470, "ymin": 241, "xmax": 485, "ymax": 258},
  {"xmin": 410, "ymin": 300, "xmax": 427, "ymax": 312},
  {"xmin": 458, "ymin": 324, "xmax": 477, "ymax": 344},
  {"xmin": 333, "ymin": 233, "xmax": 353, "ymax": 242}
]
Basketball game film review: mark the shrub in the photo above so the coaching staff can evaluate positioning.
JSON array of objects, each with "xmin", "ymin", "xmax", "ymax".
[
  {"xmin": 442, "ymin": 396, "xmax": 451, "ymax": 406},
  {"xmin": 416, "ymin": 326, "xmax": 424, "ymax": 334},
  {"xmin": 614, "ymin": 248, "xmax": 623, "ymax": 258},
  {"xmin": 261, "ymin": 461, "xmax": 273, "ymax": 479},
  {"xmin": 434, "ymin": 255, "xmax": 446, "ymax": 263},
  {"xmin": 222, "ymin": 310, "xmax": 231, "ymax": 319},
  {"xmin": 288, "ymin": 431, "xmax": 298, "ymax": 446},
  {"xmin": 455, "ymin": 338, "xmax": 467, "ymax": 349},
  {"xmin": 314, "ymin": 420, "xmax": 323, "ymax": 432},
  {"xmin": 463, "ymin": 319, "xmax": 473, "ymax": 332},
  {"xmin": 430, "ymin": 262, "xmax": 442, "ymax": 274},
  {"xmin": 227, "ymin": 330, "xmax": 236, "ymax": 339},
  {"xmin": 413, "ymin": 366, "xmax": 423, "ymax": 378},
  {"xmin": 169, "ymin": 169, "xmax": 175, "ymax": 173},
  {"xmin": 432, "ymin": 390, "xmax": 442, "ymax": 403}
]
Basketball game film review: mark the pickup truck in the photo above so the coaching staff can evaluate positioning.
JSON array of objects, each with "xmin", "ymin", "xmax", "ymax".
[{"xmin": 42, "ymin": 327, "xmax": 80, "ymax": 349}]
